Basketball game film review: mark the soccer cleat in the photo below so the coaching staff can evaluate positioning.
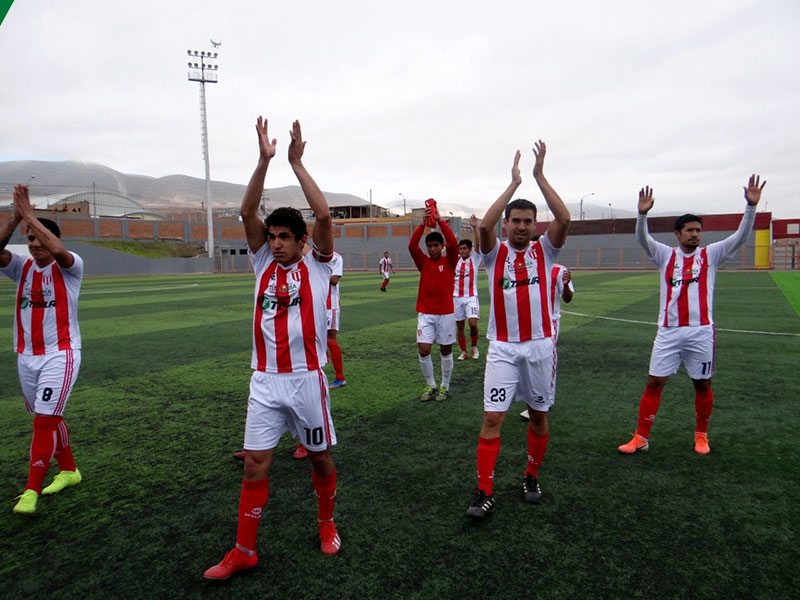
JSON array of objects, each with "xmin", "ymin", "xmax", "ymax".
[
  {"xmin": 522, "ymin": 473, "xmax": 542, "ymax": 504},
  {"xmin": 41, "ymin": 469, "xmax": 82, "ymax": 495},
  {"xmin": 471, "ymin": 346, "xmax": 479, "ymax": 359},
  {"xmin": 465, "ymin": 489, "xmax": 495, "ymax": 518},
  {"xmin": 330, "ymin": 378, "xmax": 346, "ymax": 389},
  {"xmin": 233, "ymin": 451, "xmax": 246, "ymax": 461},
  {"xmin": 420, "ymin": 385, "xmax": 435, "ymax": 402},
  {"xmin": 618, "ymin": 433, "xmax": 649, "ymax": 454},
  {"xmin": 457, "ymin": 351, "xmax": 468, "ymax": 361},
  {"xmin": 293, "ymin": 444, "xmax": 308, "ymax": 459},
  {"xmin": 319, "ymin": 520, "xmax": 342, "ymax": 556},
  {"xmin": 520, "ymin": 409, "xmax": 530, "ymax": 420},
  {"xmin": 435, "ymin": 386, "xmax": 449, "ymax": 402},
  {"xmin": 13, "ymin": 489, "xmax": 38, "ymax": 515},
  {"xmin": 694, "ymin": 433, "xmax": 711, "ymax": 454},
  {"xmin": 203, "ymin": 547, "xmax": 258, "ymax": 580}
]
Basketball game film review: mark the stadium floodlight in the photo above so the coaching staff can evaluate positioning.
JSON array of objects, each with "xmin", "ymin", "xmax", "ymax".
[{"xmin": 185, "ymin": 45, "xmax": 220, "ymax": 259}]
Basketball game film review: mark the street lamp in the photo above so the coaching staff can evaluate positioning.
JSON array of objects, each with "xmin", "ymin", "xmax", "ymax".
[
  {"xmin": 186, "ymin": 47, "xmax": 220, "ymax": 259},
  {"xmin": 579, "ymin": 192, "xmax": 594, "ymax": 221},
  {"xmin": 398, "ymin": 193, "xmax": 406, "ymax": 218}
]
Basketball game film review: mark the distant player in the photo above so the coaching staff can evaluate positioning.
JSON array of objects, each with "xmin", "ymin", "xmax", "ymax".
[
  {"xmin": 379, "ymin": 251, "xmax": 395, "ymax": 292},
  {"xmin": 618, "ymin": 175, "xmax": 766, "ymax": 455},
  {"xmin": 409, "ymin": 202, "xmax": 459, "ymax": 402},
  {"xmin": 1, "ymin": 184, "xmax": 84, "ymax": 515},
  {"xmin": 465, "ymin": 141, "xmax": 571, "ymax": 519},
  {"xmin": 454, "ymin": 214, "xmax": 482, "ymax": 361},
  {"xmin": 520, "ymin": 263, "xmax": 573, "ymax": 419},
  {"xmin": 204, "ymin": 118, "xmax": 341, "ymax": 580}
]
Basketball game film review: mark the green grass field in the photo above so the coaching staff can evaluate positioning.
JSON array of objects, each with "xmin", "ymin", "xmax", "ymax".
[{"xmin": 1, "ymin": 270, "xmax": 799, "ymax": 599}]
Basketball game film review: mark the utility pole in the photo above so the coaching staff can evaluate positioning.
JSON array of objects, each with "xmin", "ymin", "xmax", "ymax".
[{"xmin": 186, "ymin": 46, "xmax": 219, "ymax": 259}]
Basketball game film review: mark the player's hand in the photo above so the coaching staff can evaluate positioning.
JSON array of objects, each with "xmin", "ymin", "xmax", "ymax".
[
  {"xmin": 288, "ymin": 120, "xmax": 306, "ymax": 165},
  {"xmin": 13, "ymin": 184, "xmax": 33, "ymax": 219},
  {"xmin": 563, "ymin": 269, "xmax": 571, "ymax": 284},
  {"xmin": 744, "ymin": 174, "xmax": 766, "ymax": 206},
  {"xmin": 532, "ymin": 140, "xmax": 546, "ymax": 178},
  {"xmin": 638, "ymin": 186, "xmax": 654, "ymax": 215},
  {"xmin": 511, "ymin": 150, "xmax": 522, "ymax": 186},
  {"xmin": 469, "ymin": 214, "xmax": 478, "ymax": 229},
  {"xmin": 255, "ymin": 116, "xmax": 277, "ymax": 161}
]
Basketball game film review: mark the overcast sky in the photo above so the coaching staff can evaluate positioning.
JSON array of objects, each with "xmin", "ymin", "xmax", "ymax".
[{"xmin": 1, "ymin": 0, "xmax": 798, "ymax": 218}]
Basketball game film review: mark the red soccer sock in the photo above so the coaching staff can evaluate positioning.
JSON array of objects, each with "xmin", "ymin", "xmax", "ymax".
[
  {"xmin": 54, "ymin": 417, "xmax": 76, "ymax": 472},
  {"xmin": 381, "ymin": 279, "xmax": 388, "ymax": 290},
  {"xmin": 526, "ymin": 428, "xmax": 549, "ymax": 478},
  {"xmin": 312, "ymin": 469, "xmax": 337, "ymax": 522},
  {"xmin": 470, "ymin": 333, "xmax": 478, "ymax": 348},
  {"xmin": 635, "ymin": 386, "xmax": 663, "ymax": 439},
  {"xmin": 695, "ymin": 387, "xmax": 714, "ymax": 434},
  {"xmin": 26, "ymin": 415, "xmax": 60, "ymax": 493},
  {"xmin": 327, "ymin": 339, "xmax": 344, "ymax": 380},
  {"xmin": 457, "ymin": 335, "xmax": 467, "ymax": 352},
  {"xmin": 476, "ymin": 436, "xmax": 501, "ymax": 496},
  {"xmin": 236, "ymin": 478, "xmax": 269, "ymax": 553}
]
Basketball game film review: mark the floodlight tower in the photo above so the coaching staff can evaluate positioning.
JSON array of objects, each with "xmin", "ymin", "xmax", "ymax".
[{"xmin": 186, "ymin": 47, "xmax": 219, "ymax": 259}]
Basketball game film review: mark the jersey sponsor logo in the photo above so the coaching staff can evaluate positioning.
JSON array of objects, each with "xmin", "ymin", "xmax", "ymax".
[
  {"xmin": 498, "ymin": 276, "xmax": 540, "ymax": 290},
  {"xmin": 258, "ymin": 293, "xmax": 303, "ymax": 311},
  {"xmin": 19, "ymin": 297, "xmax": 57, "ymax": 310},
  {"xmin": 670, "ymin": 275, "xmax": 699, "ymax": 287}
]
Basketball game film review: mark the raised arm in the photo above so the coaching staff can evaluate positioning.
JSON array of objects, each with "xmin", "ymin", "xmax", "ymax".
[
  {"xmin": 440, "ymin": 217, "xmax": 460, "ymax": 270},
  {"xmin": 635, "ymin": 185, "xmax": 659, "ymax": 258},
  {"xmin": 534, "ymin": 141, "xmax": 571, "ymax": 249},
  {"xmin": 241, "ymin": 116, "xmax": 277, "ymax": 253},
  {"xmin": 14, "ymin": 185, "xmax": 74, "ymax": 268},
  {"xmin": 469, "ymin": 214, "xmax": 480, "ymax": 254},
  {"xmin": 408, "ymin": 221, "xmax": 426, "ymax": 270},
  {"xmin": 712, "ymin": 174, "xmax": 766, "ymax": 260},
  {"xmin": 479, "ymin": 151, "xmax": 522, "ymax": 255},
  {"xmin": 288, "ymin": 120, "xmax": 333, "ymax": 259},
  {"xmin": 0, "ymin": 208, "xmax": 22, "ymax": 268}
]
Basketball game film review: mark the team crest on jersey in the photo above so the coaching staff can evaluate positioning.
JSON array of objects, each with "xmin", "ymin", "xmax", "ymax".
[
  {"xmin": 290, "ymin": 269, "xmax": 303, "ymax": 282},
  {"xmin": 43, "ymin": 274, "xmax": 53, "ymax": 286}
]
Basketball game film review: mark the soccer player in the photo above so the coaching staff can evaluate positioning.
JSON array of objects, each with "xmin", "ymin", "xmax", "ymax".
[
  {"xmin": 618, "ymin": 175, "xmax": 766, "ymax": 455},
  {"xmin": 293, "ymin": 250, "xmax": 346, "ymax": 460},
  {"xmin": 520, "ymin": 263, "xmax": 573, "ymax": 419},
  {"xmin": 1, "ymin": 184, "xmax": 84, "ymax": 515},
  {"xmin": 379, "ymin": 251, "xmax": 395, "ymax": 292},
  {"xmin": 454, "ymin": 214, "xmax": 482, "ymax": 361},
  {"xmin": 204, "ymin": 118, "xmax": 341, "ymax": 580},
  {"xmin": 465, "ymin": 141, "xmax": 571, "ymax": 518},
  {"xmin": 409, "ymin": 204, "xmax": 459, "ymax": 402}
]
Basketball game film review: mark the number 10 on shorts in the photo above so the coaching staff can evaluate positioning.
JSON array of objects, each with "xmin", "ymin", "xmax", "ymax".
[{"xmin": 304, "ymin": 426, "xmax": 324, "ymax": 446}]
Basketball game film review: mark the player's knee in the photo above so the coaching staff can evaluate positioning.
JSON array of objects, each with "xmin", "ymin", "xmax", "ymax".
[
  {"xmin": 482, "ymin": 411, "xmax": 504, "ymax": 429},
  {"xmin": 646, "ymin": 376, "xmax": 667, "ymax": 389},
  {"xmin": 692, "ymin": 378, "xmax": 712, "ymax": 391}
]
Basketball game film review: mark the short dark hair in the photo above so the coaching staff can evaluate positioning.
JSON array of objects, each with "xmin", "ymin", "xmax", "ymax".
[
  {"xmin": 32, "ymin": 218, "xmax": 61, "ymax": 239},
  {"xmin": 458, "ymin": 239, "xmax": 473, "ymax": 249},
  {"xmin": 674, "ymin": 214, "xmax": 702, "ymax": 232},
  {"xmin": 505, "ymin": 198, "xmax": 537, "ymax": 220},
  {"xmin": 425, "ymin": 231, "xmax": 444, "ymax": 245},
  {"xmin": 265, "ymin": 207, "xmax": 307, "ymax": 241}
]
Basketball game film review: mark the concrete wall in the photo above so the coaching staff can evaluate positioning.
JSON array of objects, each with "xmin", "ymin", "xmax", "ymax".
[{"xmin": 65, "ymin": 242, "xmax": 213, "ymax": 276}]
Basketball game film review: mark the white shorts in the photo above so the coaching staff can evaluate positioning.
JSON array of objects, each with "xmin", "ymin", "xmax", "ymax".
[
  {"xmin": 17, "ymin": 349, "xmax": 82, "ymax": 416},
  {"xmin": 382, "ymin": 273, "xmax": 390, "ymax": 280},
  {"xmin": 244, "ymin": 369, "xmax": 337, "ymax": 452},
  {"xmin": 649, "ymin": 325, "xmax": 715, "ymax": 379},
  {"xmin": 483, "ymin": 339, "xmax": 556, "ymax": 413},
  {"xmin": 326, "ymin": 308, "xmax": 340, "ymax": 332},
  {"xmin": 416, "ymin": 312, "xmax": 456, "ymax": 345},
  {"xmin": 453, "ymin": 296, "xmax": 480, "ymax": 321}
]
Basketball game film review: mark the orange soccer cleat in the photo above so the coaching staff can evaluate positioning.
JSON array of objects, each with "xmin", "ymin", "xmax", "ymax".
[
  {"xmin": 203, "ymin": 547, "xmax": 258, "ymax": 580},
  {"xmin": 618, "ymin": 433, "xmax": 649, "ymax": 454},
  {"xmin": 694, "ymin": 433, "xmax": 711, "ymax": 454},
  {"xmin": 319, "ymin": 520, "xmax": 342, "ymax": 556}
]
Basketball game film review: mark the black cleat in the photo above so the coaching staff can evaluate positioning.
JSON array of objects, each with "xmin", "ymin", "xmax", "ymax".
[
  {"xmin": 465, "ymin": 489, "xmax": 495, "ymax": 518},
  {"xmin": 522, "ymin": 474, "xmax": 542, "ymax": 504}
]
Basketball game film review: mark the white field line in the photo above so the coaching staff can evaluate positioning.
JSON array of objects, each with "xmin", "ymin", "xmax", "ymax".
[
  {"xmin": 82, "ymin": 283, "xmax": 200, "ymax": 295},
  {"xmin": 563, "ymin": 311, "xmax": 800, "ymax": 337}
]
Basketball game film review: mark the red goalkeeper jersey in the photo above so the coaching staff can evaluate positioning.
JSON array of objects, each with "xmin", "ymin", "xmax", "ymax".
[{"xmin": 408, "ymin": 220, "xmax": 459, "ymax": 315}]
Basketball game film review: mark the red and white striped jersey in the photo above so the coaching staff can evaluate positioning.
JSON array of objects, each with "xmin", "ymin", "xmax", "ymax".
[
  {"xmin": 481, "ymin": 235, "xmax": 559, "ymax": 342},
  {"xmin": 249, "ymin": 243, "xmax": 331, "ymax": 373},
  {"xmin": 379, "ymin": 256, "xmax": 392, "ymax": 275},
  {"xmin": 636, "ymin": 205, "xmax": 756, "ymax": 327},
  {"xmin": 326, "ymin": 252, "xmax": 343, "ymax": 311},
  {"xmin": 453, "ymin": 254, "xmax": 481, "ymax": 298},
  {"xmin": 0, "ymin": 252, "xmax": 83, "ymax": 355},
  {"xmin": 550, "ymin": 264, "xmax": 574, "ymax": 321}
]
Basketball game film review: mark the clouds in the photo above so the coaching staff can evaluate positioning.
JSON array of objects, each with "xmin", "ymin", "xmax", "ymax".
[{"xmin": 1, "ymin": 0, "xmax": 798, "ymax": 217}]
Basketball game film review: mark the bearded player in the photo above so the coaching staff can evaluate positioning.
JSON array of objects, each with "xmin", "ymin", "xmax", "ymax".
[
  {"xmin": 618, "ymin": 175, "xmax": 766, "ymax": 456},
  {"xmin": 204, "ymin": 118, "xmax": 341, "ymax": 580},
  {"xmin": 466, "ymin": 141, "xmax": 571, "ymax": 518}
]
